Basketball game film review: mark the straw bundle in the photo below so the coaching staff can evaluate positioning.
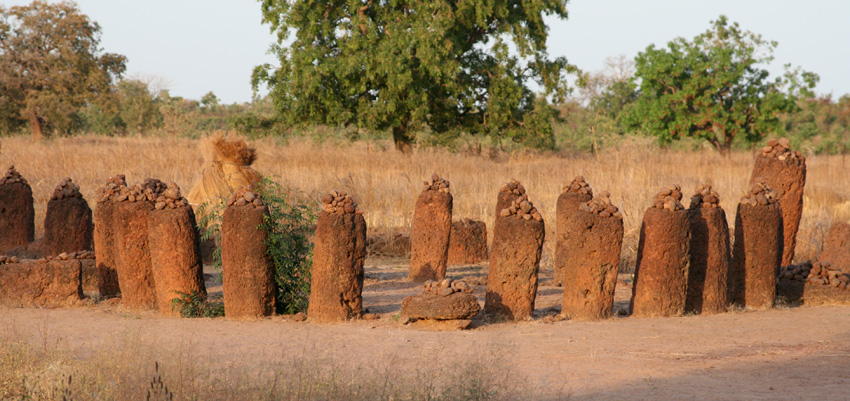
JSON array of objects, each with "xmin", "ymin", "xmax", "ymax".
[{"xmin": 186, "ymin": 132, "xmax": 262, "ymax": 207}]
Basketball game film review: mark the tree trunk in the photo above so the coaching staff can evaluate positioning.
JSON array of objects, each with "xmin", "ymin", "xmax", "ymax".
[
  {"xmin": 392, "ymin": 125, "xmax": 412, "ymax": 154},
  {"xmin": 29, "ymin": 114, "xmax": 43, "ymax": 142}
]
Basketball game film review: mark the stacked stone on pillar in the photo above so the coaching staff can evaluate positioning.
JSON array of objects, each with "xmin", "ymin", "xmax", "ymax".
[
  {"xmin": 561, "ymin": 191, "xmax": 624, "ymax": 320},
  {"xmin": 630, "ymin": 184, "xmax": 690, "ymax": 318},
  {"xmin": 729, "ymin": 182, "xmax": 783, "ymax": 309},
  {"xmin": 685, "ymin": 184, "xmax": 731, "ymax": 315},
  {"xmin": 222, "ymin": 186, "xmax": 276, "ymax": 318},
  {"xmin": 820, "ymin": 222, "xmax": 850, "ymax": 272},
  {"xmin": 0, "ymin": 165, "xmax": 34, "ymax": 253},
  {"xmin": 495, "ymin": 179, "xmax": 525, "ymax": 219},
  {"xmin": 93, "ymin": 175, "xmax": 125, "ymax": 297},
  {"xmin": 308, "ymin": 191, "xmax": 367, "ymax": 322},
  {"xmin": 147, "ymin": 182, "xmax": 206, "ymax": 315},
  {"xmin": 750, "ymin": 137, "xmax": 805, "ymax": 266},
  {"xmin": 554, "ymin": 176, "xmax": 594, "ymax": 286},
  {"xmin": 485, "ymin": 186, "xmax": 545, "ymax": 320},
  {"xmin": 44, "ymin": 178, "xmax": 93, "ymax": 257},
  {"xmin": 447, "ymin": 218, "xmax": 488, "ymax": 265},
  {"xmin": 409, "ymin": 174, "xmax": 452, "ymax": 282}
]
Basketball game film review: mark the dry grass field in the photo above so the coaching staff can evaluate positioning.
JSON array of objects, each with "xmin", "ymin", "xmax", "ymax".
[{"xmin": 2, "ymin": 134, "xmax": 849, "ymax": 268}]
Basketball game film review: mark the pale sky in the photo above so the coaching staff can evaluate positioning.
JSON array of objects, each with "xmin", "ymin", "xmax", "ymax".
[{"xmin": 7, "ymin": 0, "xmax": 849, "ymax": 104}]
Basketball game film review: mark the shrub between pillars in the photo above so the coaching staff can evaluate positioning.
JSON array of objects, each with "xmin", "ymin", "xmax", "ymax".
[
  {"xmin": 0, "ymin": 165, "xmax": 34, "ymax": 253},
  {"xmin": 685, "ymin": 184, "xmax": 731, "ymax": 315},
  {"xmin": 554, "ymin": 176, "xmax": 593, "ymax": 287},
  {"xmin": 409, "ymin": 174, "xmax": 452, "ymax": 282}
]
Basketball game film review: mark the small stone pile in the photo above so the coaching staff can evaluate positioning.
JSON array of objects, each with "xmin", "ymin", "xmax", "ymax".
[
  {"xmin": 97, "ymin": 174, "xmax": 127, "ymax": 201},
  {"xmin": 422, "ymin": 278, "xmax": 473, "ymax": 296},
  {"xmin": 689, "ymin": 184, "xmax": 721, "ymax": 209},
  {"xmin": 500, "ymin": 179, "xmax": 526, "ymax": 196},
  {"xmin": 0, "ymin": 255, "xmax": 20, "ymax": 264},
  {"xmin": 500, "ymin": 195, "xmax": 543, "ymax": 221},
  {"xmin": 422, "ymin": 174, "xmax": 450, "ymax": 193},
  {"xmin": 228, "ymin": 186, "xmax": 265, "ymax": 208},
  {"xmin": 0, "ymin": 165, "xmax": 27, "ymax": 186},
  {"xmin": 50, "ymin": 178, "xmax": 83, "ymax": 201},
  {"xmin": 564, "ymin": 176, "xmax": 592, "ymax": 195},
  {"xmin": 579, "ymin": 191, "xmax": 622, "ymax": 219},
  {"xmin": 107, "ymin": 178, "xmax": 169, "ymax": 203},
  {"xmin": 780, "ymin": 261, "xmax": 850, "ymax": 291},
  {"xmin": 38, "ymin": 250, "xmax": 96, "ymax": 263},
  {"xmin": 151, "ymin": 182, "xmax": 188, "ymax": 210},
  {"xmin": 651, "ymin": 184, "xmax": 684, "ymax": 211},
  {"xmin": 759, "ymin": 138, "xmax": 803, "ymax": 161},
  {"xmin": 320, "ymin": 190, "xmax": 362, "ymax": 214},
  {"xmin": 740, "ymin": 182, "xmax": 778, "ymax": 206}
]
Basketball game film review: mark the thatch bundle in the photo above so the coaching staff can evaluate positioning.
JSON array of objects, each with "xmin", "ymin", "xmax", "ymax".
[{"xmin": 186, "ymin": 132, "xmax": 262, "ymax": 207}]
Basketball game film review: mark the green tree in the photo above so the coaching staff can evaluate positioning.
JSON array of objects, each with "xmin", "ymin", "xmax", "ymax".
[
  {"xmin": 0, "ymin": 1, "xmax": 126, "ymax": 140},
  {"xmin": 623, "ymin": 15, "xmax": 818, "ymax": 153},
  {"xmin": 253, "ymin": 0, "xmax": 577, "ymax": 152}
]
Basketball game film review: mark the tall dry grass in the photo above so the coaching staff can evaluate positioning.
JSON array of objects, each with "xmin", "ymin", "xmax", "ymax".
[{"xmin": 2, "ymin": 134, "xmax": 849, "ymax": 270}]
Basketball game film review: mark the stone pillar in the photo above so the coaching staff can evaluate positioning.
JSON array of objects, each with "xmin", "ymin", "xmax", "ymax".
[
  {"xmin": 308, "ymin": 191, "xmax": 367, "ymax": 322},
  {"xmin": 409, "ymin": 174, "xmax": 452, "ymax": 282},
  {"xmin": 447, "ymin": 218, "xmax": 488, "ymax": 265},
  {"xmin": 685, "ymin": 184, "xmax": 731, "ymax": 315},
  {"xmin": 750, "ymin": 137, "xmax": 805, "ymax": 266},
  {"xmin": 495, "ymin": 179, "xmax": 525, "ymax": 220},
  {"xmin": 222, "ymin": 187, "xmax": 276, "ymax": 318},
  {"xmin": 148, "ymin": 183, "xmax": 206, "ymax": 315},
  {"xmin": 113, "ymin": 179, "xmax": 163, "ymax": 310},
  {"xmin": 630, "ymin": 184, "xmax": 690, "ymax": 318},
  {"xmin": 554, "ymin": 176, "xmax": 594, "ymax": 286},
  {"xmin": 0, "ymin": 165, "xmax": 34, "ymax": 252},
  {"xmin": 93, "ymin": 175, "xmax": 126, "ymax": 298},
  {"xmin": 820, "ymin": 222, "xmax": 850, "ymax": 272},
  {"xmin": 730, "ymin": 183, "xmax": 783, "ymax": 309},
  {"xmin": 44, "ymin": 178, "xmax": 93, "ymax": 256},
  {"xmin": 485, "ymin": 190, "xmax": 545, "ymax": 320},
  {"xmin": 561, "ymin": 191, "xmax": 623, "ymax": 320}
]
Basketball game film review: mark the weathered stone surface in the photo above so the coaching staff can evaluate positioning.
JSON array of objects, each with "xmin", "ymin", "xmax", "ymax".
[
  {"xmin": 485, "ymin": 213, "xmax": 545, "ymax": 321},
  {"xmin": 561, "ymin": 209, "xmax": 623, "ymax": 321},
  {"xmin": 630, "ymin": 207, "xmax": 690, "ymax": 318},
  {"xmin": 820, "ymin": 222, "xmax": 850, "ymax": 272},
  {"xmin": 409, "ymin": 189, "xmax": 452, "ymax": 282},
  {"xmin": 729, "ymin": 203, "xmax": 783, "ymax": 309},
  {"xmin": 447, "ymin": 218, "xmax": 488, "ymax": 265},
  {"xmin": 402, "ymin": 291, "xmax": 480, "ymax": 320},
  {"xmin": 222, "ymin": 203, "xmax": 276, "ymax": 318},
  {"xmin": 554, "ymin": 191, "xmax": 594, "ymax": 287},
  {"xmin": 79, "ymin": 258, "xmax": 102, "ymax": 298},
  {"xmin": 0, "ymin": 260, "xmax": 82, "ymax": 307},
  {"xmin": 0, "ymin": 181, "xmax": 34, "ymax": 253},
  {"xmin": 686, "ymin": 206, "xmax": 731, "ymax": 315},
  {"xmin": 308, "ymin": 210, "xmax": 367, "ymax": 322},
  {"xmin": 44, "ymin": 196, "xmax": 93, "ymax": 256},
  {"xmin": 148, "ymin": 205, "xmax": 206, "ymax": 315},
  {"xmin": 93, "ymin": 201, "xmax": 120, "ymax": 297},
  {"xmin": 113, "ymin": 201, "xmax": 157, "ymax": 310}
]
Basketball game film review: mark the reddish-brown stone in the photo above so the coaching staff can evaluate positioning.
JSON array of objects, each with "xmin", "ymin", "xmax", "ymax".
[
  {"xmin": 113, "ymin": 201, "xmax": 157, "ymax": 310},
  {"xmin": 485, "ymin": 215, "xmax": 545, "ymax": 320},
  {"xmin": 777, "ymin": 277, "xmax": 850, "ymax": 306},
  {"xmin": 630, "ymin": 208, "xmax": 690, "ymax": 318},
  {"xmin": 79, "ymin": 258, "xmax": 102, "ymax": 298},
  {"xmin": 0, "ymin": 260, "xmax": 82, "ymax": 307},
  {"xmin": 148, "ymin": 206, "xmax": 206, "ymax": 315},
  {"xmin": 93, "ymin": 201, "xmax": 120, "ymax": 297},
  {"xmin": 561, "ymin": 209, "xmax": 623, "ymax": 320},
  {"xmin": 409, "ymin": 190, "xmax": 452, "ymax": 282},
  {"xmin": 307, "ymin": 211, "xmax": 367, "ymax": 322},
  {"xmin": 554, "ymin": 192, "xmax": 594, "ymax": 286},
  {"xmin": 0, "ymin": 182, "xmax": 34, "ymax": 253},
  {"xmin": 820, "ymin": 222, "xmax": 850, "ymax": 272},
  {"xmin": 221, "ymin": 204, "xmax": 276, "ymax": 318},
  {"xmin": 44, "ymin": 196, "xmax": 93, "ymax": 256},
  {"xmin": 750, "ymin": 154, "xmax": 805, "ymax": 266},
  {"xmin": 402, "ymin": 292, "xmax": 481, "ymax": 320},
  {"xmin": 447, "ymin": 219, "xmax": 488, "ymax": 265},
  {"xmin": 686, "ymin": 207, "xmax": 731, "ymax": 315},
  {"xmin": 729, "ymin": 203, "xmax": 783, "ymax": 309}
]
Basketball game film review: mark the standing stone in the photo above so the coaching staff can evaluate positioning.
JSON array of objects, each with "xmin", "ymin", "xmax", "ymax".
[
  {"xmin": 308, "ymin": 191, "xmax": 367, "ymax": 322},
  {"xmin": 0, "ymin": 165, "xmax": 34, "ymax": 253},
  {"xmin": 750, "ymin": 137, "xmax": 805, "ymax": 266},
  {"xmin": 485, "ymin": 189, "xmax": 545, "ymax": 320},
  {"xmin": 685, "ymin": 184, "xmax": 731, "ymax": 315},
  {"xmin": 113, "ymin": 179, "xmax": 162, "ymax": 310},
  {"xmin": 93, "ymin": 175, "xmax": 126, "ymax": 298},
  {"xmin": 222, "ymin": 186, "xmax": 276, "ymax": 318},
  {"xmin": 554, "ymin": 176, "xmax": 594, "ymax": 286},
  {"xmin": 447, "ymin": 218, "xmax": 488, "ymax": 265},
  {"xmin": 630, "ymin": 185, "xmax": 690, "ymax": 318},
  {"xmin": 44, "ymin": 178, "xmax": 93, "ymax": 256},
  {"xmin": 409, "ymin": 174, "xmax": 452, "ymax": 282},
  {"xmin": 730, "ymin": 183, "xmax": 783, "ymax": 309},
  {"xmin": 148, "ymin": 183, "xmax": 206, "ymax": 315},
  {"xmin": 820, "ymin": 222, "xmax": 850, "ymax": 272},
  {"xmin": 561, "ymin": 191, "xmax": 624, "ymax": 320}
]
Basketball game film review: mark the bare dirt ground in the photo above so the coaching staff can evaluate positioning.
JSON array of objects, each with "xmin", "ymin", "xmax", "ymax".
[{"xmin": 3, "ymin": 262, "xmax": 850, "ymax": 400}]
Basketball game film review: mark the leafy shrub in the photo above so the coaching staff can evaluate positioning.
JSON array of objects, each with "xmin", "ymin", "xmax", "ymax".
[{"xmin": 170, "ymin": 291, "xmax": 224, "ymax": 318}]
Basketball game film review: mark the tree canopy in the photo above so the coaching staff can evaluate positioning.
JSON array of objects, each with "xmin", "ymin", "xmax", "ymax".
[
  {"xmin": 622, "ymin": 15, "xmax": 818, "ymax": 152},
  {"xmin": 253, "ymin": 0, "xmax": 578, "ymax": 152},
  {"xmin": 0, "ymin": 0, "xmax": 127, "ymax": 140}
]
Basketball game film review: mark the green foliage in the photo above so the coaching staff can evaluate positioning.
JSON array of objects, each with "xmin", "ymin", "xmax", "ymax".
[
  {"xmin": 196, "ymin": 201, "xmax": 225, "ymax": 270},
  {"xmin": 775, "ymin": 94, "xmax": 850, "ymax": 154},
  {"xmin": 170, "ymin": 290, "xmax": 225, "ymax": 318},
  {"xmin": 254, "ymin": 0, "xmax": 578, "ymax": 151},
  {"xmin": 255, "ymin": 177, "xmax": 315, "ymax": 314},
  {"xmin": 623, "ymin": 15, "xmax": 819, "ymax": 152}
]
